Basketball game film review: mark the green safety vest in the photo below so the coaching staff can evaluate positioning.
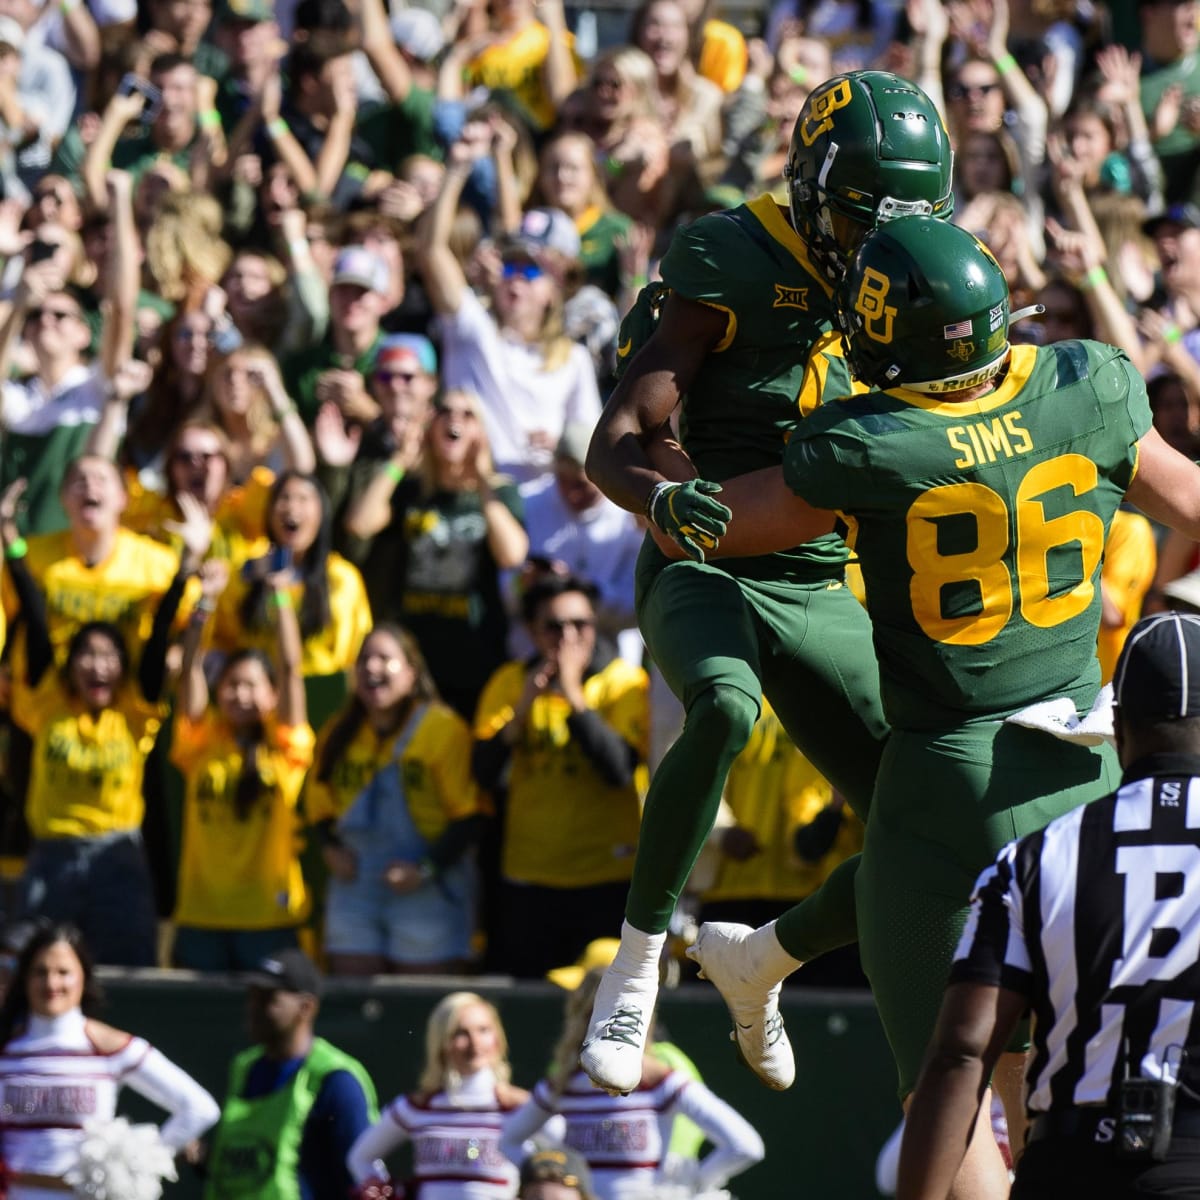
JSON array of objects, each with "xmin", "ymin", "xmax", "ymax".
[{"xmin": 205, "ymin": 1037, "xmax": 378, "ymax": 1200}]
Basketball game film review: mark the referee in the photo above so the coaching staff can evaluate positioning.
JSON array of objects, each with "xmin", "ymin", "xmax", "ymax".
[{"xmin": 899, "ymin": 611, "xmax": 1200, "ymax": 1200}]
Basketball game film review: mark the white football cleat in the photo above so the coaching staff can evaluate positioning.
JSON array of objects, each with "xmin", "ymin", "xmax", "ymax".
[
  {"xmin": 688, "ymin": 921, "xmax": 795, "ymax": 1090},
  {"xmin": 580, "ymin": 965, "xmax": 658, "ymax": 1095}
]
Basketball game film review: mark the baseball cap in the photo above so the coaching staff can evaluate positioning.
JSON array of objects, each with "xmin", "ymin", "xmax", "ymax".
[
  {"xmin": 510, "ymin": 207, "xmax": 581, "ymax": 262},
  {"xmin": 553, "ymin": 423, "xmax": 594, "ymax": 468},
  {"xmin": 546, "ymin": 937, "xmax": 619, "ymax": 991},
  {"xmin": 373, "ymin": 332, "xmax": 437, "ymax": 376},
  {"xmin": 0, "ymin": 17, "xmax": 24, "ymax": 51},
  {"xmin": 391, "ymin": 7, "xmax": 445, "ymax": 62},
  {"xmin": 1114, "ymin": 612, "xmax": 1200, "ymax": 721},
  {"xmin": 332, "ymin": 244, "xmax": 389, "ymax": 293},
  {"xmin": 519, "ymin": 1148, "xmax": 595, "ymax": 1198},
  {"xmin": 218, "ymin": 0, "xmax": 274, "ymax": 21},
  {"xmin": 247, "ymin": 947, "xmax": 323, "ymax": 996},
  {"xmin": 1143, "ymin": 202, "xmax": 1200, "ymax": 239}
]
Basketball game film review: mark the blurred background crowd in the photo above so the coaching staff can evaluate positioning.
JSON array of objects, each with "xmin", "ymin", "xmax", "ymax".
[{"xmin": 0, "ymin": 0, "xmax": 1193, "ymax": 984}]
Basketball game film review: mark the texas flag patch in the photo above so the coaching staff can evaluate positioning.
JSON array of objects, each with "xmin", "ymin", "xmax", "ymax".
[{"xmin": 943, "ymin": 320, "xmax": 973, "ymax": 339}]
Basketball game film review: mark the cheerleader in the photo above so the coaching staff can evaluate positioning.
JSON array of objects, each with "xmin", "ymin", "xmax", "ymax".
[
  {"xmin": 0, "ymin": 923, "xmax": 220, "ymax": 1199},
  {"xmin": 499, "ymin": 969, "xmax": 764, "ymax": 1200},
  {"xmin": 347, "ymin": 992, "xmax": 538, "ymax": 1198}
]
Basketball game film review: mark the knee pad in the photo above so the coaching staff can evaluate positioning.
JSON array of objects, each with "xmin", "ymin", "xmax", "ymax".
[{"xmin": 687, "ymin": 684, "xmax": 759, "ymax": 756}]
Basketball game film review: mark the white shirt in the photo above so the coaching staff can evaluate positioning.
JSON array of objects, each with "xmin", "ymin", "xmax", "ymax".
[
  {"xmin": 0, "ymin": 1008, "xmax": 220, "ymax": 1193},
  {"xmin": 500, "ymin": 1069, "xmax": 764, "ymax": 1200},
  {"xmin": 347, "ymin": 1067, "xmax": 539, "ymax": 1200},
  {"xmin": 439, "ymin": 288, "xmax": 602, "ymax": 485},
  {"xmin": 1, "ymin": 363, "xmax": 110, "ymax": 437}
]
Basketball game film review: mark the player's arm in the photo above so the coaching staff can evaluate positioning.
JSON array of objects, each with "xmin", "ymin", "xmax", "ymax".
[
  {"xmin": 895, "ymin": 981, "xmax": 1026, "ymax": 1200},
  {"xmin": 646, "ymin": 467, "xmax": 837, "ymax": 560},
  {"xmin": 585, "ymin": 292, "xmax": 726, "ymax": 514},
  {"xmin": 1124, "ymin": 426, "xmax": 1200, "ymax": 539}
]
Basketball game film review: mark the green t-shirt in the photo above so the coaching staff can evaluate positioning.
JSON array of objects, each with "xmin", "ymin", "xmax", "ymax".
[
  {"xmin": 1140, "ymin": 54, "xmax": 1200, "ymax": 201},
  {"xmin": 657, "ymin": 192, "xmax": 849, "ymax": 578},
  {"xmin": 783, "ymin": 340, "xmax": 1152, "ymax": 731},
  {"xmin": 283, "ymin": 331, "xmax": 385, "ymax": 427},
  {"xmin": 396, "ymin": 481, "xmax": 525, "ymax": 713},
  {"xmin": 578, "ymin": 207, "xmax": 631, "ymax": 298},
  {"xmin": 355, "ymin": 88, "xmax": 440, "ymax": 170}
]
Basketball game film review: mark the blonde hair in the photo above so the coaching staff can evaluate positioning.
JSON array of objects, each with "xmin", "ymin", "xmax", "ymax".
[
  {"xmin": 196, "ymin": 345, "xmax": 281, "ymax": 464},
  {"xmin": 593, "ymin": 46, "xmax": 659, "ymax": 122},
  {"xmin": 146, "ymin": 192, "xmax": 233, "ymax": 305},
  {"xmin": 417, "ymin": 992, "xmax": 512, "ymax": 1096},
  {"xmin": 548, "ymin": 969, "xmax": 610, "ymax": 1093}
]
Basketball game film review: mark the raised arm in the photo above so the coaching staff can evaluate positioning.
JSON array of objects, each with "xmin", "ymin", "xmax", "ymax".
[
  {"xmin": 359, "ymin": 0, "xmax": 413, "ymax": 103},
  {"xmin": 0, "ymin": 480, "xmax": 52, "ymax": 686},
  {"xmin": 413, "ymin": 132, "xmax": 484, "ymax": 316},
  {"xmin": 82, "ymin": 89, "xmax": 147, "ymax": 214},
  {"xmin": 314, "ymin": 62, "xmax": 357, "ymax": 200},
  {"xmin": 538, "ymin": 0, "xmax": 577, "ymax": 119},
  {"xmin": 99, "ymin": 169, "xmax": 138, "ymax": 380},
  {"xmin": 143, "ymin": 494, "xmax": 213, "ymax": 702},
  {"xmin": 247, "ymin": 355, "xmax": 316, "ymax": 475},
  {"xmin": 177, "ymin": 559, "xmax": 228, "ymax": 722}
]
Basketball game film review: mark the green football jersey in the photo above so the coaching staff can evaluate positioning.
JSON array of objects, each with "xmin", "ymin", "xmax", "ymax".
[
  {"xmin": 659, "ymin": 193, "xmax": 848, "ymax": 576},
  {"xmin": 782, "ymin": 341, "xmax": 1153, "ymax": 731}
]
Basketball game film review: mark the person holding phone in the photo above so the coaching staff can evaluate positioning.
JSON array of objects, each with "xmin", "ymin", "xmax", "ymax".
[
  {"xmin": 212, "ymin": 470, "xmax": 371, "ymax": 729},
  {"xmin": 472, "ymin": 575, "xmax": 648, "ymax": 977},
  {"xmin": 171, "ymin": 556, "xmax": 314, "ymax": 972}
]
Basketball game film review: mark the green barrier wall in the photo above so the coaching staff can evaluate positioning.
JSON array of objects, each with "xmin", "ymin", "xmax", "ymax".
[{"xmin": 102, "ymin": 973, "xmax": 901, "ymax": 1199}]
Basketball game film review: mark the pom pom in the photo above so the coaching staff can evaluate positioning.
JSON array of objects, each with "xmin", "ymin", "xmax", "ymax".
[{"xmin": 65, "ymin": 1117, "xmax": 179, "ymax": 1200}]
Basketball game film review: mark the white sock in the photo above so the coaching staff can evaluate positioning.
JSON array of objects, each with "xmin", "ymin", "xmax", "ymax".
[
  {"xmin": 748, "ymin": 920, "xmax": 803, "ymax": 985},
  {"xmin": 610, "ymin": 920, "xmax": 667, "ymax": 984}
]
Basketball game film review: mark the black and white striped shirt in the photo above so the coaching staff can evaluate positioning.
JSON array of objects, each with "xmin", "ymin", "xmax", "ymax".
[{"xmin": 951, "ymin": 753, "xmax": 1200, "ymax": 1115}]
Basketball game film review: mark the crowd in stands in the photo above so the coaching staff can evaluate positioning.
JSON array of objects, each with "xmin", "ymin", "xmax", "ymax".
[{"xmin": 0, "ymin": 0, "xmax": 1193, "ymax": 981}]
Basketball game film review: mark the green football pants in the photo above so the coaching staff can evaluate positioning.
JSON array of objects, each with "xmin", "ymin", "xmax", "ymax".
[{"xmin": 626, "ymin": 552, "xmax": 888, "ymax": 935}]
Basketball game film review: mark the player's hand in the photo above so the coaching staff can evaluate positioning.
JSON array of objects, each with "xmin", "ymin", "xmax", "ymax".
[{"xmin": 646, "ymin": 479, "xmax": 731, "ymax": 563}]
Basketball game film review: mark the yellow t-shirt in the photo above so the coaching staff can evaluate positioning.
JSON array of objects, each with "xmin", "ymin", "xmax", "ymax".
[
  {"xmin": 1098, "ymin": 509, "xmax": 1157, "ymax": 684},
  {"xmin": 123, "ymin": 466, "xmax": 272, "ymax": 571},
  {"xmin": 13, "ymin": 673, "xmax": 163, "ymax": 839},
  {"xmin": 212, "ymin": 552, "xmax": 373, "ymax": 678},
  {"xmin": 703, "ymin": 700, "xmax": 862, "ymax": 903},
  {"xmin": 474, "ymin": 656, "xmax": 648, "ymax": 887},
  {"xmin": 306, "ymin": 702, "xmax": 486, "ymax": 839},
  {"xmin": 1, "ymin": 528, "xmax": 185, "ymax": 667},
  {"xmin": 699, "ymin": 18, "xmax": 747, "ymax": 93},
  {"xmin": 170, "ymin": 713, "xmax": 315, "ymax": 930},
  {"xmin": 466, "ymin": 22, "xmax": 580, "ymax": 131}
]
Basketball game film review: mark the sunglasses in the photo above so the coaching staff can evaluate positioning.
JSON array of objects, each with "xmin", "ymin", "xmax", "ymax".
[
  {"xmin": 949, "ymin": 81, "xmax": 1002, "ymax": 100},
  {"xmin": 173, "ymin": 449, "xmax": 222, "ymax": 466},
  {"xmin": 27, "ymin": 306, "xmax": 79, "ymax": 324},
  {"xmin": 375, "ymin": 368, "xmax": 419, "ymax": 384},
  {"xmin": 541, "ymin": 617, "xmax": 593, "ymax": 634},
  {"xmin": 502, "ymin": 260, "xmax": 544, "ymax": 281}
]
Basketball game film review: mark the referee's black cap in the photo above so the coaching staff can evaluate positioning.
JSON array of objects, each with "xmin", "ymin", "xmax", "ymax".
[{"xmin": 1114, "ymin": 612, "xmax": 1200, "ymax": 720}]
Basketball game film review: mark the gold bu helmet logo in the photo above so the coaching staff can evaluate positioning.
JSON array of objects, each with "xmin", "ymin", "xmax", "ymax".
[
  {"xmin": 799, "ymin": 78, "xmax": 853, "ymax": 147},
  {"xmin": 854, "ymin": 267, "xmax": 896, "ymax": 343}
]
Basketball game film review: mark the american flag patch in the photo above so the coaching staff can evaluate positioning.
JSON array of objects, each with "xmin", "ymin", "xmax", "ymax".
[{"xmin": 943, "ymin": 320, "xmax": 973, "ymax": 338}]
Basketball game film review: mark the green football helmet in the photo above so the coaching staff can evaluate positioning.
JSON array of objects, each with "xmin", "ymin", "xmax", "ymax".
[
  {"xmin": 785, "ymin": 71, "xmax": 954, "ymax": 281},
  {"xmin": 836, "ymin": 216, "xmax": 1011, "ymax": 393}
]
